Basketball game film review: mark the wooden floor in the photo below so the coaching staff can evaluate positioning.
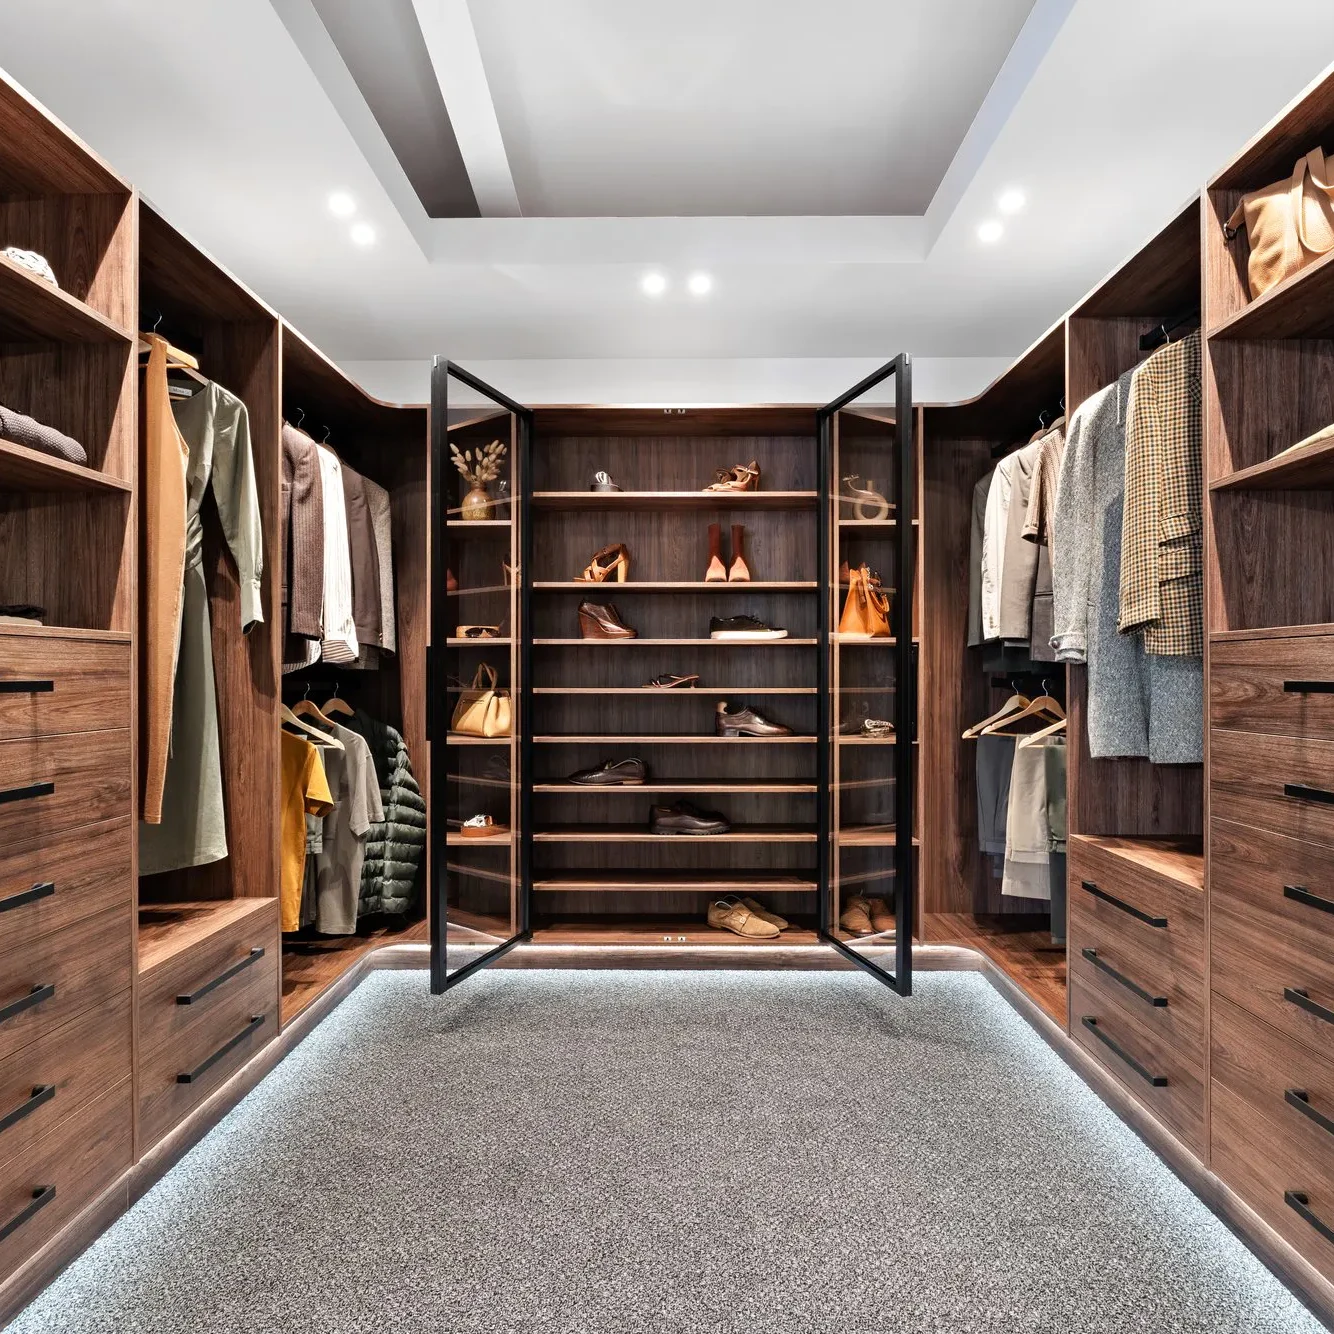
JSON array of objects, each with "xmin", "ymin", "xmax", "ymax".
[
  {"xmin": 281, "ymin": 917, "xmax": 429, "ymax": 1024},
  {"xmin": 924, "ymin": 912, "xmax": 1066, "ymax": 1024}
]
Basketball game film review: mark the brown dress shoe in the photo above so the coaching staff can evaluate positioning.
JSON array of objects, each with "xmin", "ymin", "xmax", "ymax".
[
  {"xmin": 839, "ymin": 895, "xmax": 874, "ymax": 935},
  {"xmin": 708, "ymin": 896, "xmax": 780, "ymax": 938},
  {"xmin": 578, "ymin": 600, "xmax": 637, "ymax": 639},
  {"xmin": 741, "ymin": 896, "xmax": 789, "ymax": 930},
  {"xmin": 715, "ymin": 701, "xmax": 792, "ymax": 737},
  {"xmin": 866, "ymin": 897, "xmax": 895, "ymax": 933}
]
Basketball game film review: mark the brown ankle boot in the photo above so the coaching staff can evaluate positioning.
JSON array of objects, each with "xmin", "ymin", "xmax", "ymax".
[
  {"xmin": 704, "ymin": 522, "xmax": 726, "ymax": 582},
  {"xmin": 727, "ymin": 523, "xmax": 751, "ymax": 581}
]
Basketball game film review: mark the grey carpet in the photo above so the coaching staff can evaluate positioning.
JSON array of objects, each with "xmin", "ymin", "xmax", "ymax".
[{"xmin": 4, "ymin": 969, "xmax": 1327, "ymax": 1334}]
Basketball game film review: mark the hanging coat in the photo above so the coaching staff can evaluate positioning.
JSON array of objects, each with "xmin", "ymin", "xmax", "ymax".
[{"xmin": 139, "ymin": 380, "xmax": 263, "ymax": 875}]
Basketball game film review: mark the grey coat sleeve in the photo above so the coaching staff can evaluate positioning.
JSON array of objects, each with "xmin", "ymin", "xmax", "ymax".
[
  {"xmin": 1050, "ymin": 398, "xmax": 1097, "ymax": 662},
  {"xmin": 211, "ymin": 396, "xmax": 264, "ymax": 630}
]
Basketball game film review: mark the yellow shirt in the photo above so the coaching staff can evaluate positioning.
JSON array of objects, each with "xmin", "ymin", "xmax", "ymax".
[{"xmin": 280, "ymin": 730, "xmax": 334, "ymax": 931}]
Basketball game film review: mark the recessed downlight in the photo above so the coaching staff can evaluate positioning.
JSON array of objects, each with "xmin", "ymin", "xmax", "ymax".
[
  {"xmin": 997, "ymin": 188, "xmax": 1026, "ymax": 215},
  {"xmin": 687, "ymin": 272, "xmax": 713, "ymax": 296},
  {"xmin": 350, "ymin": 222, "xmax": 376, "ymax": 247},
  {"xmin": 328, "ymin": 191, "xmax": 357, "ymax": 218},
  {"xmin": 977, "ymin": 219, "xmax": 1004, "ymax": 244},
  {"xmin": 641, "ymin": 271, "xmax": 667, "ymax": 297}
]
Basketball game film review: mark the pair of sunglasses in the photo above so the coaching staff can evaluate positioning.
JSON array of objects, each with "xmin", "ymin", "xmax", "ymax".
[{"xmin": 456, "ymin": 624, "xmax": 501, "ymax": 639}]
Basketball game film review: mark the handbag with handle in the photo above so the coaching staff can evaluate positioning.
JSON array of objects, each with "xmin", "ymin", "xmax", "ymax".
[
  {"xmin": 1226, "ymin": 146, "xmax": 1334, "ymax": 300},
  {"xmin": 838, "ymin": 564, "xmax": 892, "ymax": 639},
  {"xmin": 450, "ymin": 663, "xmax": 512, "ymax": 737}
]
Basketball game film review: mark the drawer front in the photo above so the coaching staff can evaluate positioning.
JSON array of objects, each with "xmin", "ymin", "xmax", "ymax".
[
  {"xmin": 1211, "ymin": 818, "xmax": 1334, "ymax": 1054},
  {"xmin": 0, "ymin": 729, "xmax": 130, "ymax": 851},
  {"xmin": 1212, "ymin": 728, "xmax": 1334, "ymax": 848},
  {"xmin": 0, "ymin": 989, "xmax": 129, "ymax": 1174},
  {"xmin": 0, "ymin": 815, "xmax": 130, "ymax": 949},
  {"xmin": 139, "ymin": 907, "xmax": 279, "ymax": 1058},
  {"xmin": 1212, "ymin": 634, "xmax": 1334, "ymax": 741},
  {"xmin": 138, "ymin": 966, "xmax": 276, "ymax": 1150},
  {"xmin": 0, "ymin": 905, "xmax": 132, "ymax": 1065},
  {"xmin": 1070, "ymin": 974, "xmax": 1204, "ymax": 1153},
  {"xmin": 0, "ymin": 1080, "xmax": 130, "ymax": 1284},
  {"xmin": 0, "ymin": 637, "xmax": 130, "ymax": 742},
  {"xmin": 1069, "ymin": 935, "xmax": 1203, "ymax": 1052}
]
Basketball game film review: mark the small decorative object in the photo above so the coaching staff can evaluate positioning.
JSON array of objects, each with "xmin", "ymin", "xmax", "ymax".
[
  {"xmin": 843, "ymin": 475, "xmax": 891, "ymax": 520},
  {"xmin": 450, "ymin": 437, "xmax": 507, "ymax": 520}
]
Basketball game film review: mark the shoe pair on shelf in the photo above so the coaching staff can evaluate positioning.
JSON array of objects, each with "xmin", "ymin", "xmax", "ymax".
[
  {"xmin": 840, "ymin": 895, "xmax": 894, "ymax": 935},
  {"xmin": 708, "ymin": 894, "xmax": 789, "ymax": 939},
  {"xmin": 705, "ymin": 523, "xmax": 750, "ymax": 582},
  {"xmin": 650, "ymin": 800, "xmax": 730, "ymax": 836}
]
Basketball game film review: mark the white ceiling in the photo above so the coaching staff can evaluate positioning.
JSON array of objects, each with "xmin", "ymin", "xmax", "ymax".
[{"xmin": 2, "ymin": 1, "xmax": 1333, "ymax": 400}]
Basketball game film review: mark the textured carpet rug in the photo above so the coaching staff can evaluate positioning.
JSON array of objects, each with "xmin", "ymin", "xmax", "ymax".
[{"xmin": 4, "ymin": 969, "xmax": 1326, "ymax": 1333}]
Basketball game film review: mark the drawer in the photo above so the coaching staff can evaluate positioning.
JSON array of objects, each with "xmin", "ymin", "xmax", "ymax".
[
  {"xmin": 0, "ymin": 815, "xmax": 130, "ymax": 949},
  {"xmin": 138, "ymin": 901, "xmax": 279, "ymax": 1057},
  {"xmin": 0, "ymin": 1080, "xmax": 130, "ymax": 1284},
  {"xmin": 0, "ymin": 729, "xmax": 130, "ymax": 851},
  {"xmin": 1212, "ymin": 728, "xmax": 1334, "ymax": 848},
  {"xmin": 1212, "ymin": 633, "xmax": 1334, "ymax": 741},
  {"xmin": 138, "ymin": 962, "xmax": 276, "ymax": 1150},
  {"xmin": 1070, "ymin": 974, "xmax": 1204, "ymax": 1153},
  {"xmin": 0, "ymin": 635, "xmax": 130, "ymax": 743},
  {"xmin": 1211, "ymin": 818, "xmax": 1334, "ymax": 1054},
  {"xmin": 1069, "ymin": 931, "xmax": 1203, "ymax": 1052},
  {"xmin": 0, "ymin": 989, "xmax": 129, "ymax": 1174},
  {"xmin": 0, "ymin": 905, "xmax": 132, "ymax": 1065}
]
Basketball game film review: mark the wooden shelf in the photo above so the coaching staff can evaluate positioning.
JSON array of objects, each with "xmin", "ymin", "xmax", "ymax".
[
  {"xmin": 534, "ymin": 824, "xmax": 817, "ymax": 843},
  {"xmin": 1069, "ymin": 834, "xmax": 1204, "ymax": 893},
  {"xmin": 1208, "ymin": 247, "xmax": 1334, "ymax": 341},
  {"xmin": 529, "ymin": 918, "xmax": 820, "ymax": 946},
  {"xmin": 1209, "ymin": 623, "xmax": 1334, "ymax": 643},
  {"xmin": 448, "ymin": 584, "xmax": 512, "ymax": 597},
  {"xmin": 137, "ymin": 898, "xmax": 276, "ymax": 977},
  {"xmin": 839, "ymin": 518, "xmax": 919, "ymax": 528},
  {"xmin": 532, "ymin": 872, "xmax": 816, "ymax": 892},
  {"xmin": 0, "ymin": 439, "xmax": 131, "ymax": 494},
  {"xmin": 1210, "ymin": 433, "xmax": 1334, "ymax": 492},
  {"xmin": 534, "ymin": 734, "xmax": 816, "ymax": 744},
  {"xmin": 838, "ymin": 826, "xmax": 918, "ymax": 847},
  {"xmin": 837, "ymin": 734, "xmax": 916, "ymax": 746},
  {"xmin": 832, "ymin": 634, "xmax": 919, "ymax": 645},
  {"xmin": 0, "ymin": 624, "xmax": 131, "ymax": 643},
  {"xmin": 445, "ymin": 830, "xmax": 513, "ymax": 847},
  {"xmin": 447, "ymin": 734, "xmax": 513, "ymax": 746},
  {"xmin": 446, "ymin": 637, "xmax": 511, "ymax": 647},
  {"xmin": 838, "ymin": 867, "xmax": 898, "ymax": 886},
  {"xmin": 532, "ymin": 686, "xmax": 817, "ymax": 696},
  {"xmin": 445, "ymin": 861, "xmax": 512, "ymax": 886},
  {"xmin": 446, "ymin": 519, "xmax": 511, "ymax": 530},
  {"xmin": 533, "ymin": 638, "xmax": 817, "ymax": 647},
  {"xmin": 531, "ymin": 490, "xmax": 817, "ymax": 512},
  {"xmin": 446, "ymin": 772, "xmax": 510, "ymax": 789},
  {"xmin": 533, "ymin": 581, "xmax": 818, "ymax": 592},
  {"xmin": 534, "ymin": 781, "xmax": 816, "ymax": 794},
  {"xmin": 0, "ymin": 251, "xmax": 132, "ymax": 344}
]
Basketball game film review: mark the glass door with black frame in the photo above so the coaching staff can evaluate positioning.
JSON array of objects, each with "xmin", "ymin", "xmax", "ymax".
[
  {"xmin": 819, "ymin": 355, "xmax": 916, "ymax": 994},
  {"xmin": 433, "ymin": 359, "xmax": 533, "ymax": 992}
]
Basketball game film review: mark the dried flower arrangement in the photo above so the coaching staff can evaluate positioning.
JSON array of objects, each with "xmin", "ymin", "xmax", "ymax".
[{"xmin": 450, "ymin": 438, "xmax": 507, "ymax": 487}]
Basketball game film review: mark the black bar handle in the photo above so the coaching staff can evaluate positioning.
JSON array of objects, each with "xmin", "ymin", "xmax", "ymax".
[
  {"xmin": 177, "ymin": 948, "xmax": 265, "ymax": 1005},
  {"xmin": 1285, "ymin": 884, "xmax": 1334, "ymax": 915},
  {"xmin": 0, "ymin": 984, "xmax": 54, "ymax": 1026},
  {"xmin": 1285, "ymin": 782, "xmax": 1334, "ymax": 806},
  {"xmin": 1286, "ymin": 1191, "xmax": 1334, "ymax": 1247},
  {"xmin": 0, "ymin": 680, "xmax": 53, "ymax": 694},
  {"xmin": 1284, "ymin": 681, "xmax": 1334, "ymax": 694},
  {"xmin": 1286, "ymin": 1088, "xmax": 1334, "ymax": 1138},
  {"xmin": 0, "ymin": 1085, "xmax": 53, "ymax": 1137},
  {"xmin": 1284, "ymin": 987, "xmax": 1334, "ymax": 1026},
  {"xmin": 0, "ymin": 781, "xmax": 53, "ymax": 807},
  {"xmin": 0, "ymin": 881, "xmax": 54, "ymax": 914},
  {"xmin": 177, "ymin": 1014, "xmax": 265, "ymax": 1084},
  {"xmin": 1081, "ymin": 948, "xmax": 1168, "ymax": 1007},
  {"xmin": 0, "ymin": 1186, "xmax": 54, "ymax": 1245},
  {"xmin": 1081, "ymin": 1016, "xmax": 1168, "ymax": 1086},
  {"xmin": 1080, "ymin": 880, "xmax": 1168, "ymax": 929}
]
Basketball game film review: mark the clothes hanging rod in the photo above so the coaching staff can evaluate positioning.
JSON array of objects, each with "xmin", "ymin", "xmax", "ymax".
[{"xmin": 1138, "ymin": 310, "xmax": 1199, "ymax": 353}]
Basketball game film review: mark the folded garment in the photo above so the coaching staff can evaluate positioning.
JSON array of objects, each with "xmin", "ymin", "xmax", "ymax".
[
  {"xmin": 2, "ymin": 247, "xmax": 57, "ymax": 287},
  {"xmin": 0, "ymin": 404, "xmax": 87, "ymax": 465}
]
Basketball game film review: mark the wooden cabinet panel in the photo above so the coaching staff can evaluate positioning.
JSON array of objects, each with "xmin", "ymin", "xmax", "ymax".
[
  {"xmin": 0, "ymin": 729, "xmax": 129, "ymax": 850},
  {"xmin": 0, "ymin": 904, "xmax": 131, "ymax": 1065},
  {"xmin": 1069, "ymin": 935, "xmax": 1204, "ymax": 1052},
  {"xmin": 0, "ymin": 635, "xmax": 129, "ymax": 741},
  {"xmin": 0, "ymin": 987, "xmax": 128, "ymax": 1173},
  {"xmin": 1211, "ymin": 728, "xmax": 1334, "ymax": 847}
]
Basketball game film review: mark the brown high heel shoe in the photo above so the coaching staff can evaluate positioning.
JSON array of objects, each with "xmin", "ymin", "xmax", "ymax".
[
  {"xmin": 577, "ymin": 543, "xmax": 630, "ymax": 583},
  {"xmin": 578, "ymin": 600, "xmax": 638, "ymax": 639},
  {"xmin": 727, "ymin": 523, "xmax": 750, "ymax": 581},
  {"xmin": 704, "ymin": 522, "xmax": 726, "ymax": 582},
  {"xmin": 704, "ymin": 459, "xmax": 760, "ymax": 492}
]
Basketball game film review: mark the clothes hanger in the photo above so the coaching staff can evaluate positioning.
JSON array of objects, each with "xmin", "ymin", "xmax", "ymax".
[
  {"xmin": 322, "ymin": 681, "xmax": 355, "ymax": 718},
  {"xmin": 291, "ymin": 684, "xmax": 340, "ymax": 731},
  {"xmin": 1017, "ymin": 715, "xmax": 1068, "ymax": 749},
  {"xmin": 962, "ymin": 684, "xmax": 1031, "ymax": 740},
  {"xmin": 981, "ymin": 680, "xmax": 1066, "ymax": 736},
  {"xmin": 138, "ymin": 312, "xmax": 205, "ymax": 378},
  {"xmin": 281, "ymin": 703, "xmax": 344, "ymax": 749}
]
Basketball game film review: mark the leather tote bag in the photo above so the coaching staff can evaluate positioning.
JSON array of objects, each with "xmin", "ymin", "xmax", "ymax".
[
  {"xmin": 450, "ymin": 663, "xmax": 512, "ymax": 737},
  {"xmin": 838, "ymin": 565, "xmax": 892, "ymax": 639},
  {"xmin": 1226, "ymin": 146, "xmax": 1334, "ymax": 299}
]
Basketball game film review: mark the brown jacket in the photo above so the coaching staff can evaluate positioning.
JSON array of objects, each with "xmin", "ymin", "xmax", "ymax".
[
  {"xmin": 341, "ymin": 462, "xmax": 382, "ymax": 645},
  {"xmin": 281, "ymin": 424, "xmax": 324, "ymax": 640}
]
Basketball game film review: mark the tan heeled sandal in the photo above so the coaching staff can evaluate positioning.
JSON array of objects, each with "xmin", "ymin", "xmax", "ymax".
[
  {"xmin": 576, "ymin": 543, "xmax": 630, "ymax": 583},
  {"xmin": 704, "ymin": 459, "xmax": 760, "ymax": 492}
]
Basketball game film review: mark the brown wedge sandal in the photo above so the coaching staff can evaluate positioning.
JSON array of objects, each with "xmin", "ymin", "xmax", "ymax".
[
  {"xmin": 704, "ymin": 459, "xmax": 760, "ymax": 492},
  {"xmin": 576, "ymin": 543, "xmax": 630, "ymax": 583}
]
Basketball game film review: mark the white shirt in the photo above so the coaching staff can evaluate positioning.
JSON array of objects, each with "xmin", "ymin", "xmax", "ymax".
[
  {"xmin": 980, "ymin": 452, "xmax": 1018, "ymax": 641},
  {"xmin": 316, "ymin": 445, "xmax": 359, "ymax": 664}
]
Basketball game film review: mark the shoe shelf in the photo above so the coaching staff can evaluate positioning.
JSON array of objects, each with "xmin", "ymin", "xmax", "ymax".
[
  {"xmin": 446, "ymin": 861, "xmax": 513, "ymax": 886},
  {"xmin": 446, "ymin": 518, "xmax": 511, "ymax": 530},
  {"xmin": 837, "ymin": 826, "xmax": 919, "ymax": 847},
  {"xmin": 533, "ymin": 637, "xmax": 818, "ymax": 646},
  {"xmin": 447, "ymin": 734, "xmax": 513, "ymax": 746},
  {"xmin": 531, "ymin": 490, "xmax": 817, "ymax": 511},
  {"xmin": 837, "ymin": 735, "xmax": 919, "ymax": 746},
  {"xmin": 447, "ymin": 772, "xmax": 511, "ymax": 789},
  {"xmin": 445, "ymin": 830, "xmax": 514, "ymax": 847},
  {"xmin": 831, "ymin": 635, "xmax": 919, "ymax": 645},
  {"xmin": 534, "ymin": 580, "xmax": 819, "ymax": 591},
  {"xmin": 533, "ymin": 781, "xmax": 817, "ymax": 794},
  {"xmin": 838, "ymin": 867, "xmax": 898, "ymax": 886},
  {"xmin": 532, "ymin": 686, "xmax": 818, "ymax": 696},
  {"xmin": 838, "ymin": 517, "xmax": 918, "ymax": 528},
  {"xmin": 447, "ymin": 584, "xmax": 512, "ymax": 598},
  {"xmin": 532, "ymin": 871, "xmax": 818, "ymax": 892},
  {"xmin": 447, "ymin": 637, "xmax": 512, "ymax": 647},
  {"xmin": 533, "ymin": 825, "xmax": 817, "ymax": 843},
  {"xmin": 533, "ymin": 734, "xmax": 817, "ymax": 744},
  {"xmin": 527, "ymin": 918, "xmax": 821, "ymax": 946}
]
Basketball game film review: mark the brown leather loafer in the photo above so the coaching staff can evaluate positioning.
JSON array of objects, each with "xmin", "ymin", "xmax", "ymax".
[
  {"xmin": 568, "ymin": 758, "xmax": 646, "ymax": 786},
  {"xmin": 649, "ymin": 800, "xmax": 730, "ymax": 835},
  {"xmin": 715, "ymin": 702, "xmax": 793, "ymax": 737},
  {"xmin": 578, "ymin": 600, "xmax": 637, "ymax": 639}
]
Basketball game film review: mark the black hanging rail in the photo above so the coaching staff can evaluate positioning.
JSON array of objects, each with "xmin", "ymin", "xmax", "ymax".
[{"xmin": 1139, "ymin": 310, "xmax": 1199, "ymax": 353}]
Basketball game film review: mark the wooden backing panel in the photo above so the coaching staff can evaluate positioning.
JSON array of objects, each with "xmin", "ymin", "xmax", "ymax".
[
  {"xmin": 0, "ymin": 728, "xmax": 129, "ymax": 848},
  {"xmin": 1211, "ymin": 817, "xmax": 1334, "ymax": 1053},
  {"xmin": 1211, "ymin": 632, "xmax": 1334, "ymax": 738},
  {"xmin": 1212, "ymin": 65, "xmax": 1334, "ymax": 191},
  {"xmin": 0, "ymin": 903, "xmax": 132, "ymax": 1065},
  {"xmin": 0, "ymin": 73, "xmax": 126, "ymax": 196},
  {"xmin": 0, "ymin": 634, "xmax": 128, "ymax": 740},
  {"xmin": 1211, "ymin": 727, "xmax": 1334, "ymax": 846},
  {"xmin": 0, "ymin": 987, "xmax": 129, "ymax": 1174},
  {"xmin": 1073, "ymin": 202, "xmax": 1201, "ymax": 319}
]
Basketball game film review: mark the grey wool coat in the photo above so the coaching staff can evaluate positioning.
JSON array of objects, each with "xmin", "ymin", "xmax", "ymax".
[{"xmin": 1050, "ymin": 371, "xmax": 1202, "ymax": 763}]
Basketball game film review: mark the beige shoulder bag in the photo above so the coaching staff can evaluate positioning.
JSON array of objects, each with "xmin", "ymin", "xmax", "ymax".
[{"xmin": 450, "ymin": 663, "xmax": 512, "ymax": 737}]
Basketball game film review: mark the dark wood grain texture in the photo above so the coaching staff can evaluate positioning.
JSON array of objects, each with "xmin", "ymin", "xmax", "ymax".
[
  {"xmin": 1211, "ymin": 727, "xmax": 1334, "ymax": 846},
  {"xmin": 1211, "ymin": 633, "xmax": 1334, "ymax": 738}
]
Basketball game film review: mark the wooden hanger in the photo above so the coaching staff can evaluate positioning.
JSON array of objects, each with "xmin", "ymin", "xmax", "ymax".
[
  {"xmin": 962, "ymin": 690, "xmax": 1030, "ymax": 740},
  {"xmin": 322, "ymin": 683, "xmax": 355, "ymax": 719},
  {"xmin": 281, "ymin": 703, "xmax": 344, "ymax": 749},
  {"xmin": 981, "ymin": 683, "xmax": 1065, "ymax": 736},
  {"xmin": 1017, "ymin": 715, "xmax": 1068, "ymax": 749},
  {"xmin": 139, "ymin": 326, "xmax": 208, "ymax": 385}
]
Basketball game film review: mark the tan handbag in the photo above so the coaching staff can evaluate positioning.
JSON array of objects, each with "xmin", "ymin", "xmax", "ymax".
[
  {"xmin": 838, "ymin": 565, "xmax": 892, "ymax": 639},
  {"xmin": 1226, "ymin": 146, "xmax": 1334, "ymax": 300},
  {"xmin": 450, "ymin": 663, "xmax": 512, "ymax": 737}
]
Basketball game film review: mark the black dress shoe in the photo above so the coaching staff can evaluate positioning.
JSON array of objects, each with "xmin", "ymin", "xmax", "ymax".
[
  {"xmin": 716, "ymin": 701, "xmax": 793, "ymax": 737},
  {"xmin": 568, "ymin": 758, "xmax": 646, "ymax": 786},
  {"xmin": 649, "ymin": 800, "xmax": 730, "ymax": 835},
  {"xmin": 708, "ymin": 614, "xmax": 787, "ymax": 640}
]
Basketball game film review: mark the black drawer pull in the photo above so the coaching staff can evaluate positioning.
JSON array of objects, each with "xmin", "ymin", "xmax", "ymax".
[
  {"xmin": 177, "ymin": 948, "xmax": 265, "ymax": 1005},
  {"xmin": 0, "ymin": 781, "xmax": 53, "ymax": 807},
  {"xmin": 1285, "ymin": 884, "xmax": 1334, "ymax": 915},
  {"xmin": 1284, "ymin": 680, "xmax": 1334, "ymax": 694},
  {"xmin": 1285, "ymin": 782, "xmax": 1334, "ymax": 806},
  {"xmin": 1081, "ymin": 1016, "xmax": 1168, "ymax": 1087},
  {"xmin": 177, "ymin": 1014, "xmax": 265, "ymax": 1084},
  {"xmin": 1284, "ymin": 987, "xmax": 1334, "ymax": 1026},
  {"xmin": 1286, "ymin": 1191, "xmax": 1334, "ymax": 1247},
  {"xmin": 1285, "ymin": 1088, "xmax": 1334, "ymax": 1138},
  {"xmin": 1081, "ymin": 948, "xmax": 1167, "ymax": 1007},
  {"xmin": 0, "ymin": 1186, "xmax": 54, "ymax": 1245},
  {"xmin": 1080, "ymin": 880, "xmax": 1168, "ymax": 929},
  {"xmin": 0, "ymin": 984, "xmax": 54, "ymax": 1026},
  {"xmin": 0, "ymin": 680, "xmax": 53, "ymax": 694},
  {"xmin": 0, "ymin": 1085, "xmax": 53, "ymax": 1137},
  {"xmin": 0, "ymin": 881, "xmax": 54, "ymax": 914}
]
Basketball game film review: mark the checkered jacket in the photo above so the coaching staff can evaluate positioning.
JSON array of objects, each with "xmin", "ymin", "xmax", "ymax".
[{"xmin": 1117, "ymin": 329, "xmax": 1203, "ymax": 656}]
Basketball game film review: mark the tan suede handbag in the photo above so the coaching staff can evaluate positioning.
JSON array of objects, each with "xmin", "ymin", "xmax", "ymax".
[
  {"xmin": 450, "ymin": 663, "xmax": 512, "ymax": 737},
  {"xmin": 1226, "ymin": 146, "xmax": 1334, "ymax": 299},
  {"xmin": 838, "ymin": 565, "xmax": 892, "ymax": 639}
]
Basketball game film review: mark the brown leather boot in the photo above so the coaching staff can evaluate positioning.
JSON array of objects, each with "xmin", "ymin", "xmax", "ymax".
[
  {"xmin": 578, "ymin": 600, "xmax": 637, "ymax": 639},
  {"xmin": 704, "ymin": 522, "xmax": 726, "ymax": 582},
  {"xmin": 727, "ymin": 523, "xmax": 750, "ymax": 581}
]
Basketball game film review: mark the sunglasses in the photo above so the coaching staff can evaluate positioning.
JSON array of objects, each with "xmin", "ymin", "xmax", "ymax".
[{"xmin": 456, "ymin": 625, "xmax": 501, "ymax": 639}]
